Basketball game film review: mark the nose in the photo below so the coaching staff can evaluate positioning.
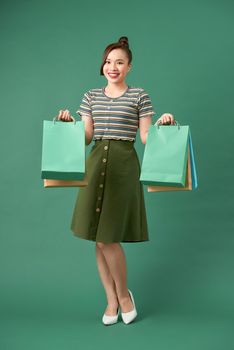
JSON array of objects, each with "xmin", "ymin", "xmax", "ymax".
[{"xmin": 110, "ymin": 62, "xmax": 117, "ymax": 70}]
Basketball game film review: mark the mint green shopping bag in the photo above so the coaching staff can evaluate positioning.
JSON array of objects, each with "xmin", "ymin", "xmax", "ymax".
[
  {"xmin": 41, "ymin": 118, "xmax": 86, "ymax": 180},
  {"xmin": 140, "ymin": 123, "xmax": 189, "ymax": 187}
]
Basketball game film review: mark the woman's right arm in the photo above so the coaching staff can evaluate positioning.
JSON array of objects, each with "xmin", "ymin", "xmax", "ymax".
[
  {"xmin": 57, "ymin": 109, "xmax": 94, "ymax": 145},
  {"xmin": 81, "ymin": 115, "xmax": 94, "ymax": 145}
]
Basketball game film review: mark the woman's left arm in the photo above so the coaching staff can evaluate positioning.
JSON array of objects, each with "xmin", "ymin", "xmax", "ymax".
[
  {"xmin": 139, "ymin": 116, "xmax": 153, "ymax": 145},
  {"xmin": 139, "ymin": 113, "xmax": 175, "ymax": 145}
]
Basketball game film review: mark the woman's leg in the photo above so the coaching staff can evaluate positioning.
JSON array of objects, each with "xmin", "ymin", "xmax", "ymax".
[
  {"xmin": 96, "ymin": 242, "xmax": 134, "ymax": 314},
  {"xmin": 95, "ymin": 243, "xmax": 119, "ymax": 316}
]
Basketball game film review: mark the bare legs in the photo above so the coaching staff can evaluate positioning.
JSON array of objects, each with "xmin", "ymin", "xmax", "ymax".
[{"xmin": 95, "ymin": 242, "xmax": 134, "ymax": 316}]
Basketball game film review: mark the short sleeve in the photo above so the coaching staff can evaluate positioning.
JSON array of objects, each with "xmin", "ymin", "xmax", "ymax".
[
  {"xmin": 137, "ymin": 89, "xmax": 155, "ymax": 119},
  {"xmin": 76, "ymin": 91, "xmax": 92, "ymax": 118}
]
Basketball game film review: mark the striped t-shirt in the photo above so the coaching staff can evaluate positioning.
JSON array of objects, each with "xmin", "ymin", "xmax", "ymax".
[{"xmin": 76, "ymin": 85, "xmax": 155, "ymax": 142}]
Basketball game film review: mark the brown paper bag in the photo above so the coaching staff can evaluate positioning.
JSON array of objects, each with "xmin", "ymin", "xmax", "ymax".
[{"xmin": 44, "ymin": 174, "xmax": 88, "ymax": 188}]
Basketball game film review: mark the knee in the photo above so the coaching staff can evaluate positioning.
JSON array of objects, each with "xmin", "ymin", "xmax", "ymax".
[
  {"xmin": 96, "ymin": 242, "xmax": 106, "ymax": 250},
  {"xmin": 96, "ymin": 242, "xmax": 118, "ymax": 250}
]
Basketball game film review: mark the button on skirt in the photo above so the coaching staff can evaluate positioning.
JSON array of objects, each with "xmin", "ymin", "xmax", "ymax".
[{"xmin": 70, "ymin": 139, "xmax": 149, "ymax": 243}]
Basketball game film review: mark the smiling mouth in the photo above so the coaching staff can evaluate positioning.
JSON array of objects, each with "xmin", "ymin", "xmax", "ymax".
[{"xmin": 108, "ymin": 73, "xmax": 120, "ymax": 78}]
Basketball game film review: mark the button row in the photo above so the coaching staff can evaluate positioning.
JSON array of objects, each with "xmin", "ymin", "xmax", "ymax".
[{"xmin": 96, "ymin": 143, "xmax": 109, "ymax": 212}]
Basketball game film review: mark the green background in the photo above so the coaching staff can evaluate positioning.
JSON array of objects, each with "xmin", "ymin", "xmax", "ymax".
[{"xmin": 1, "ymin": 0, "xmax": 234, "ymax": 349}]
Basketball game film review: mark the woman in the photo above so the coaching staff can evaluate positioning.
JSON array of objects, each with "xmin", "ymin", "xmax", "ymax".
[{"xmin": 57, "ymin": 36, "xmax": 175, "ymax": 326}]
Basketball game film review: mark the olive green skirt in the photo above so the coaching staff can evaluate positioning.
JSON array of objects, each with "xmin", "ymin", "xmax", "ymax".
[{"xmin": 70, "ymin": 139, "xmax": 149, "ymax": 243}]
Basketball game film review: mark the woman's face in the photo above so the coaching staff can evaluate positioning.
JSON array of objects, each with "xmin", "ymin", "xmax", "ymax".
[{"xmin": 103, "ymin": 48, "xmax": 131, "ymax": 85}]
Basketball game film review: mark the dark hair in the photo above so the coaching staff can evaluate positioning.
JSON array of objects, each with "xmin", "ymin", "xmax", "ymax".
[{"xmin": 100, "ymin": 36, "xmax": 132, "ymax": 75}]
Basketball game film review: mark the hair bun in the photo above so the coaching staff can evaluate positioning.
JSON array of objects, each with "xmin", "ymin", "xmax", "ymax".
[{"xmin": 118, "ymin": 36, "xmax": 129, "ymax": 47}]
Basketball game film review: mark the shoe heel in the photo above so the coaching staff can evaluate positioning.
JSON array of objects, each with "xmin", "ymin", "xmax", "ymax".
[{"xmin": 121, "ymin": 289, "xmax": 137, "ymax": 324}]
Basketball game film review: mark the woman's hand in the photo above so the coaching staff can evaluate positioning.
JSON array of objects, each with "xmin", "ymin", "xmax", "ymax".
[
  {"xmin": 57, "ymin": 109, "xmax": 74, "ymax": 122},
  {"xmin": 155, "ymin": 113, "xmax": 176, "ymax": 125}
]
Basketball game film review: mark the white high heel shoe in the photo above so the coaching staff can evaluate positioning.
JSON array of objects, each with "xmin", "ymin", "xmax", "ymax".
[
  {"xmin": 102, "ymin": 306, "xmax": 119, "ymax": 326},
  {"xmin": 121, "ymin": 289, "xmax": 137, "ymax": 324}
]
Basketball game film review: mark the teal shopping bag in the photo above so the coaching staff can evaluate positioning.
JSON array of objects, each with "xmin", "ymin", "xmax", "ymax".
[
  {"xmin": 140, "ymin": 123, "xmax": 189, "ymax": 187},
  {"xmin": 188, "ymin": 131, "xmax": 198, "ymax": 189},
  {"xmin": 41, "ymin": 118, "xmax": 86, "ymax": 180}
]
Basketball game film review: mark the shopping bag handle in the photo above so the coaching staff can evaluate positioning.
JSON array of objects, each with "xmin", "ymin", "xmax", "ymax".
[
  {"xmin": 53, "ymin": 116, "xmax": 77, "ymax": 124},
  {"xmin": 156, "ymin": 119, "xmax": 180, "ymax": 130}
]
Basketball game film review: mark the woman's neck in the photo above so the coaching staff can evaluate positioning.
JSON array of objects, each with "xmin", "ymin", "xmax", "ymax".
[{"xmin": 104, "ymin": 82, "xmax": 128, "ymax": 97}]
